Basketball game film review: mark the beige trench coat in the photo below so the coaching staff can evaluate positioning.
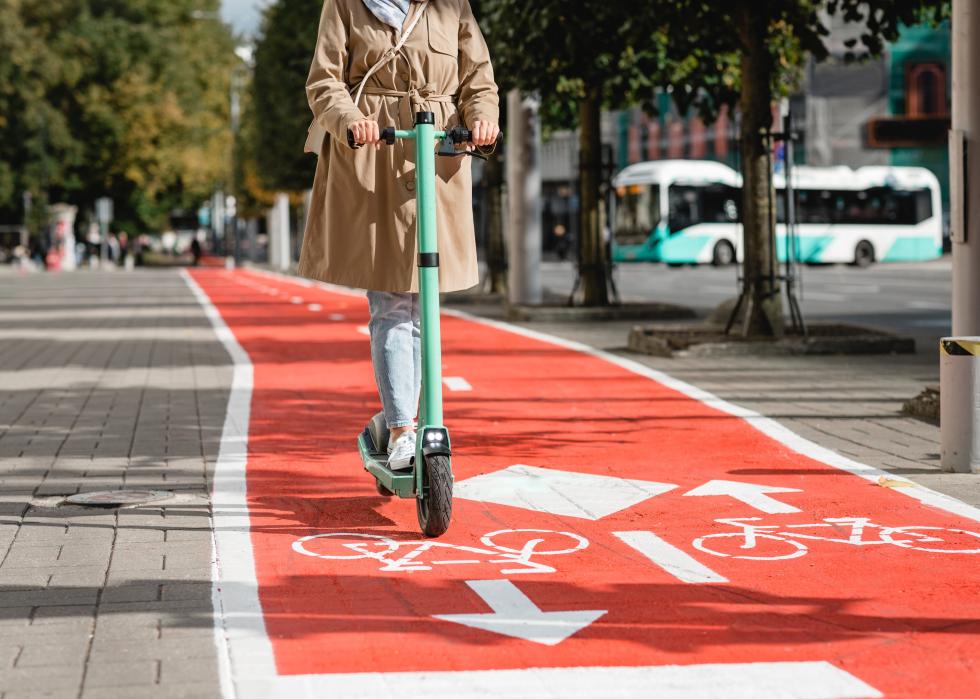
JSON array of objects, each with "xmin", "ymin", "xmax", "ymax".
[{"xmin": 297, "ymin": 0, "xmax": 499, "ymax": 293}]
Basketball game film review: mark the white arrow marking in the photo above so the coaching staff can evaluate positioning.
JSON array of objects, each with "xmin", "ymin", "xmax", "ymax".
[
  {"xmin": 328, "ymin": 313, "xmax": 345, "ymax": 321},
  {"xmin": 443, "ymin": 376, "xmax": 472, "ymax": 391},
  {"xmin": 433, "ymin": 580, "xmax": 605, "ymax": 646},
  {"xmin": 684, "ymin": 479, "xmax": 802, "ymax": 514},
  {"xmin": 356, "ymin": 325, "xmax": 370, "ymax": 336},
  {"xmin": 307, "ymin": 303, "xmax": 322, "ymax": 312},
  {"xmin": 615, "ymin": 531, "xmax": 728, "ymax": 584}
]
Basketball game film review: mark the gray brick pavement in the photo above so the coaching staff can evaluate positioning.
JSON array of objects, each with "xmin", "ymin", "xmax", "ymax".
[{"xmin": 0, "ymin": 268, "xmax": 228, "ymax": 698}]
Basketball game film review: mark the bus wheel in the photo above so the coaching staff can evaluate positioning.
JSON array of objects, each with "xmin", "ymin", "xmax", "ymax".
[
  {"xmin": 711, "ymin": 240, "xmax": 736, "ymax": 267},
  {"xmin": 853, "ymin": 240, "xmax": 875, "ymax": 268}
]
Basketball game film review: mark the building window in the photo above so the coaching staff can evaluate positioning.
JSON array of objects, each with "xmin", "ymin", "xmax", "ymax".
[{"xmin": 906, "ymin": 62, "xmax": 946, "ymax": 117}]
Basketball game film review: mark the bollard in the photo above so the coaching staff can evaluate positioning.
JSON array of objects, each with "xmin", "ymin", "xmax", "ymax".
[{"xmin": 940, "ymin": 337, "xmax": 980, "ymax": 473}]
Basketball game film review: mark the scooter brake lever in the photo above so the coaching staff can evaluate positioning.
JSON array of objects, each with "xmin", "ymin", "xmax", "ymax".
[{"xmin": 437, "ymin": 135, "xmax": 488, "ymax": 160}]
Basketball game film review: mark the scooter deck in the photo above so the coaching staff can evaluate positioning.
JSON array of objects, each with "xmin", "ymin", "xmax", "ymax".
[{"xmin": 357, "ymin": 429, "xmax": 415, "ymax": 498}]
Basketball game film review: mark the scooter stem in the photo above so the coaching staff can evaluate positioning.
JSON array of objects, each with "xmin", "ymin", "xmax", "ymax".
[{"xmin": 415, "ymin": 111, "xmax": 443, "ymax": 428}]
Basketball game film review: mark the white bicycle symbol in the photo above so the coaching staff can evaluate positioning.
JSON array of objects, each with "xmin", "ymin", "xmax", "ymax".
[
  {"xmin": 693, "ymin": 517, "xmax": 980, "ymax": 561},
  {"xmin": 292, "ymin": 528, "xmax": 589, "ymax": 574}
]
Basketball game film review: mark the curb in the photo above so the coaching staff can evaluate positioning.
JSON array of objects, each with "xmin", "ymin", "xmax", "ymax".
[
  {"xmin": 506, "ymin": 302, "xmax": 697, "ymax": 323},
  {"xmin": 628, "ymin": 322, "xmax": 917, "ymax": 358}
]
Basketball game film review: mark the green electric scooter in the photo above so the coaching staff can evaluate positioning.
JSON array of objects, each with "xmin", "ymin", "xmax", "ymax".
[{"xmin": 350, "ymin": 111, "xmax": 492, "ymax": 538}]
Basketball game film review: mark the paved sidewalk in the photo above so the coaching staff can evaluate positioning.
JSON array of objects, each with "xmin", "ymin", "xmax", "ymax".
[{"xmin": 0, "ymin": 268, "xmax": 226, "ymax": 697}]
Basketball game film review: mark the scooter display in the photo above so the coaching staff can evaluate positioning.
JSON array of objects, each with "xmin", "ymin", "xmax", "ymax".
[{"xmin": 349, "ymin": 111, "xmax": 494, "ymax": 537}]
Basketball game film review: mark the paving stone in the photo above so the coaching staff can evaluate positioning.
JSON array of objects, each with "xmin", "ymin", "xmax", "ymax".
[
  {"xmin": 15, "ymin": 641, "xmax": 90, "ymax": 668},
  {"xmin": 81, "ymin": 660, "xmax": 157, "ymax": 689}
]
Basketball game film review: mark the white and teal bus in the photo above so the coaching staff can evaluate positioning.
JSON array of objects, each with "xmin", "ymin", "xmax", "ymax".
[{"xmin": 611, "ymin": 159, "xmax": 943, "ymax": 267}]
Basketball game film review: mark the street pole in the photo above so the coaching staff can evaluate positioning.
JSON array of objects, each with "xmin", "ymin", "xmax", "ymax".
[
  {"xmin": 505, "ymin": 89, "xmax": 542, "ymax": 306},
  {"xmin": 951, "ymin": 0, "xmax": 980, "ymax": 335},
  {"xmin": 942, "ymin": 0, "xmax": 980, "ymax": 474},
  {"xmin": 230, "ymin": 63, "xmax": 247, "ymax": 268}
]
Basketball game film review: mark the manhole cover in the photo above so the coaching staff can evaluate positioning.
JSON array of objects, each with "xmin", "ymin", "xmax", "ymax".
[{"xmin": 64, "ymin": 490, "xmax": 175, "ymax": 508}]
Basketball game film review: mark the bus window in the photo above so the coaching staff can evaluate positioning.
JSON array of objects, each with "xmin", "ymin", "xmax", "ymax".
[
  {"xmin": 786, "ymin": 187, "xmax": 932, "ymax": 226},
  {"xmin": 613, "ymin": 184, "xmax": 661, "ymax": 245},
  {"xmin": 668, "ymin": 186, "xmax": 698, "ymax": 233},
  {"xmin": 795, "ymin": 190, "xmax": 833, "ymax": 224},
  {"xmin": 668, "ymin": 184, "xmax": 737, "ymax": 232},
  {"xmin": 701, "ymin": 184, "xmax": 739, "ymax": 223}
]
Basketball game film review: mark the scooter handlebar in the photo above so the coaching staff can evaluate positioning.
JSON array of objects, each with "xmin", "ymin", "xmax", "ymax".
[
  {"xmin": 347, "ymin": 126, "xmax": 501, "ymax": 149},
  {"xmin": 347, "ymin": 127, "xmax": 397, "ymax": 149}
]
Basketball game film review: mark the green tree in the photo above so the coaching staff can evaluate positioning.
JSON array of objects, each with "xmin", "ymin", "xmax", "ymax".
[
  {"xmin": 666, "ymin": 0, "xmax": 948, "ymax": 336},
  {"xmin": 248, "ymin": 0, "xmax": 321, "ymax": 193},
  {"xmin": 481, "ymin": 1, "xmax": 707, "ymax": 306},
  {"xmin": 482, "ymin": 0, "xmax": 946, "ymax": 321},
  {"xmin": 0, "ymin": 0, "xmax": 238, "ymax": 232}
]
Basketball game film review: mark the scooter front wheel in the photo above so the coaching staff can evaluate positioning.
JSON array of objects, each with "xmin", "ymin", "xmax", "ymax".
[{"xmin": 417, "ymin": 454, "xmax": 453, "ymax": 537}]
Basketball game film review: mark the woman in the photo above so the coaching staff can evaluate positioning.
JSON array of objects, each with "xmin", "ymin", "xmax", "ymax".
[{"xmin": 298, "ymin": 0, "xmax": 499, "ymax": 469}]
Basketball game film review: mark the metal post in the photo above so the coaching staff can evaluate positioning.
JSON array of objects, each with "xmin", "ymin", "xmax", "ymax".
[
  {"xmin": 951, "ymin": 0, "xmax": 980, "ymax": 335},
  {"xmin": 505, "ymin": 89, "xmax": 543, "ymax": 306},
  {"xmin": 942, "ymin": 1, "xmax": 980, "ymax": 474},
  {"xmin": 273, "ymin": 193, "xmax": 290, "ymax": 271}
]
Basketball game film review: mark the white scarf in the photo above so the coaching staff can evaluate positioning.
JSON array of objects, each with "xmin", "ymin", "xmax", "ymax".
[{"xmin": 363, "ymin": 0, "xmax": 411, "ymax": 30}]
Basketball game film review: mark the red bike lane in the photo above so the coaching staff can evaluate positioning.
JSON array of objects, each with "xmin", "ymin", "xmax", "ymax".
[{"xmin": 189, "ymin": 268, "xmax": 980, "ymax": 698}]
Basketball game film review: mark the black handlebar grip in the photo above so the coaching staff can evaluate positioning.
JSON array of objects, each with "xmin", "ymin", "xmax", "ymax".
[
  {"xmin": 381, "ymin": 127, "xmax": 396, "ymax": 145},
  {"xmin": 346, "ymin": 130, "xmax": 361, "ymax": 150},
  {"xmin": 450, "ymin": 127, "xmax": 473, "ymax": 144}
]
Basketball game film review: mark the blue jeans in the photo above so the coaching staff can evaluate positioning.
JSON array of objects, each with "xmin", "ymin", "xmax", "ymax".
[{"xmin": 367, "ymin": 291, "xmax": 421, "ymax": 429}]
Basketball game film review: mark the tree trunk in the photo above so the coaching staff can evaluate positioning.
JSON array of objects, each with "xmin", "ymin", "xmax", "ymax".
[
  {"xmin": 734, "ymin": 3, "xmax": 783, "ymax": 337},
  {"xmin": 483, "ymin": 153, "xmax": 507, "ymax": 294},
  {"xmin": 578, "ymin": 87, "xmax": 608, "ymax": 306}
]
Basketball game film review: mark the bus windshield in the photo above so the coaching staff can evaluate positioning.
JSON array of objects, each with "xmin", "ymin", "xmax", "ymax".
[{"xmin": 614, "ymin": 184, "xmax": 661, "ymax": 245}]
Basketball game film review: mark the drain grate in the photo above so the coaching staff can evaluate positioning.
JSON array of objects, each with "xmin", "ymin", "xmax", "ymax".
[{"xmin": 64, "ymin": 490, "xmax": 175, "ymax": 508}]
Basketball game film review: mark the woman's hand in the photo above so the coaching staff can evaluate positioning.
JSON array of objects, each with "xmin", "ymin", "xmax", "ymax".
[
  {"xmin": 349, "ymin": 119, "xmax": 381, "ymax": 147},
  {"xmin": 470, "ymin": 120, "xmax": 500, "ymax": 147}
]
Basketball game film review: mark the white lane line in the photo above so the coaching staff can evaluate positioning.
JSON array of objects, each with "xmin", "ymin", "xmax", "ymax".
[
  {"xmin": 239, "ymin": 661, "xmax": 881, "ymax": 699},
  {"xmin": 179, "ymin": 270, "xmax": 276, "ymax": 696},
  {"xmin": 291, "ymin": 296, "xmax": 304, "ymax": 304},
  {"xmin": 307, "ymin": 304, "xmax": 322, "ymax": 312},
  {"xmin": 441, "ymin": 306, "xmax": 980, "ymax": 524},
  {"xmin": 443, "ymin": 376, "xmax": 472, "ymax": 391},
  {"xmin": 357, "ymin": 325, "xmax": 370, "ymax": 336},
  {"xmin": 614, "ymin": 531, "xmax": 728, "ymax": 584},
  {"xmin": 328, "ymin": 313, "xmax": 346, "ymax": 321}
]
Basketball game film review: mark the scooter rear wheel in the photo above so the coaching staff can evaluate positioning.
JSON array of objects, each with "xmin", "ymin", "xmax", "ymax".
[{"xmin": 417, "ymin": 454, "xmax": 452, "ymax": 537}]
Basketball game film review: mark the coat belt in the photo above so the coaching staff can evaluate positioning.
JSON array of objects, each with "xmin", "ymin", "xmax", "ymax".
[{"xmin": 359, "ymin": 85, "xmax": 455, "ymax": 123}]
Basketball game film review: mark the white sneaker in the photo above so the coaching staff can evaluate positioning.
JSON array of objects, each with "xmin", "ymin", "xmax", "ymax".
[{"xmin": 387, "ymin": 431, "xmax": 416, "ymax": 471}]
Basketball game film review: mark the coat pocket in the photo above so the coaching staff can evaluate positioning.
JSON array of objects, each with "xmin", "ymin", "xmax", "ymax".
[{"xmin": 426, "ymin": 12, "xmax": 458, "ymax": 56}]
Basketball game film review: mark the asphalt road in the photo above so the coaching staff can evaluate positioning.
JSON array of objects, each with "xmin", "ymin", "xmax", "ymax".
[{"xmin": 539, "ymin": 257, "xmax": 953, "ymax": 357}]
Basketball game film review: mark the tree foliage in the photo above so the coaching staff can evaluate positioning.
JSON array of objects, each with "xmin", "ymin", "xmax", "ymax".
[
  {"xmin": 480, "ymin": 0, "xmax": 948, "ymax": 313},
  {"xmin": 247, "ymin": 0, "xmax": 321, "ymax": 193},
  {"xmin": 0, "ymin": 0, "xmax": 238, "ymax": 232}
]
